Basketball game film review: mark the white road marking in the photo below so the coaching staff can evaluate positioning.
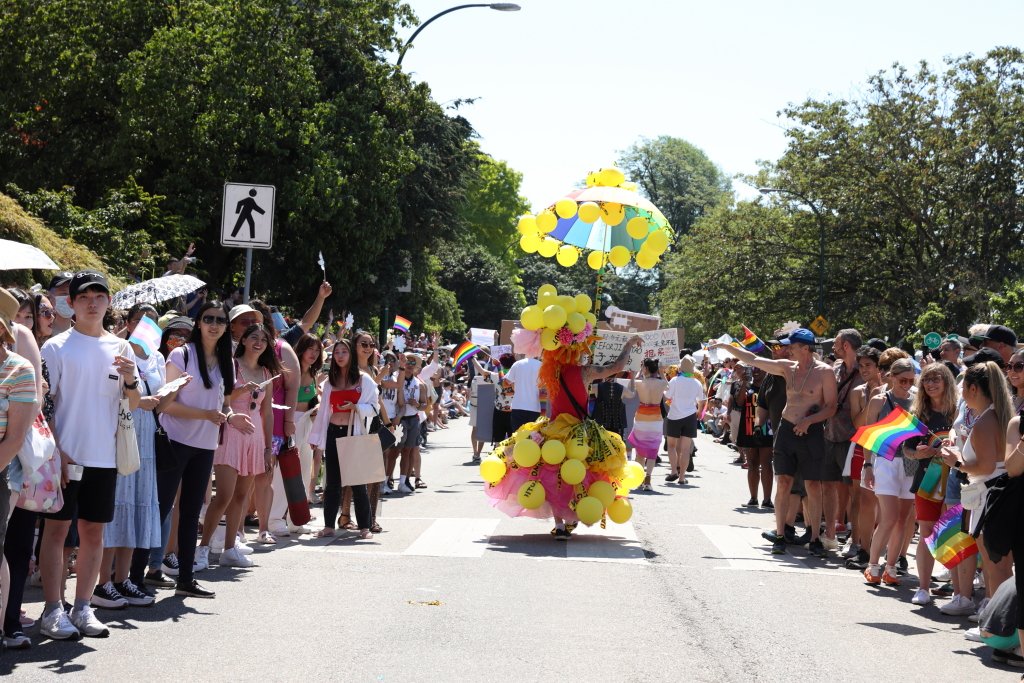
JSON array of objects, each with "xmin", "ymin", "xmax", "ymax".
[
  {"xmin": 698, "ymin": 524, "xmax": 818, "ymax": 573},
  {"xmin": 404, "ymin": 518, "xmax": 500, "ymax": 558},
  {"xmin": 564, "ymin": 520, "xmax": 648, "ymax": 564}
]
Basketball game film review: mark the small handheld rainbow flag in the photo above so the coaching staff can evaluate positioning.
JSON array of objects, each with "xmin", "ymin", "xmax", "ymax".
[
  {"xmin": 925, "ymin": 504, "xmax": 979, "ymax": 569},
  {"xmin": 851, "ymin": 405, "xmax": 930, "ymax": 460},
  {"xmin": 393, "ymin": 315, "xmax": 412, "ymax": 334},
  {"xmin": 739, "ymin": 325, "xmax": 767, "ymax": 354},
  {"xmin": 452, "ymin": 341, "xmax": 484, "ymax": 369}
]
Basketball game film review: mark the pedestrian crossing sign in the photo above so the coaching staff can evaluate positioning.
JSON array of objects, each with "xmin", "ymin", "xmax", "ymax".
[
  {"xmin": 221, "ymin": 183, "xmax": 275, "ymax": 249},
  {"xmin": 809, "ymin": 315, "xmax": 829, "ymax": 336}
]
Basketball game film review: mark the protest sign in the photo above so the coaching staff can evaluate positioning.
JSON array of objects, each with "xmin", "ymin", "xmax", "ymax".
[{"xmin": 589, "ymin": 329, "xmax": 680, "ymax": 373}]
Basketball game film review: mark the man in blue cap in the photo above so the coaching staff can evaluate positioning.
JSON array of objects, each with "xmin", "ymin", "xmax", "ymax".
[{"xmin": 711, "ymin": 327, "xmax": 838, "ymax": 556}]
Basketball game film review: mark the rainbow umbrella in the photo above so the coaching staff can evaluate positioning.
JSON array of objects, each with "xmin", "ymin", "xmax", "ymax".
[{"xmin": 545, "ymin": 186, "xmax": 670, "ymax": 253}]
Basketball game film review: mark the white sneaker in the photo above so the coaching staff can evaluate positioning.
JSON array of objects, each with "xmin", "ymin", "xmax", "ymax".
[
  {"xmin": 911, "ymin": 588, "xmax": 931, "ymax": 605},
  {"xmin": 211, "ymin": 527, "xmax": 226, "ymax": 553},
  {"xmin": 398, "ymin": 482, "xmax": 415, "ymax": 493},
  {"xmin": 69, "ymin": 605, "xmax": 109, "ymax": 638},
  {"xmin": 39, "ymin": 607, "xmax": 80, "ymax": 640},
  {"xmin": 968, "ymin": 596, "xmax": 990, "ymax": 623},
  {"xmin": 194, "ymin": 545, "xmax": 211, "ymax": 572},
  {"xmin": 939, "ymin": 595, "xmax": 976, "ymax": 616},
  {"xmin": 933, "ymin": 567, "xmax": 951, "ymax": 582},
  {"xmin": 842, "ymin": 542, "xmax": 860, "ymax": 559},
  {"xmin": 964, "ymin": 626, "xmax": 983, "ymax": 643},
  {"xmin": 269, "ymin": 522, "xmax": 290, "ymax": 538},
  {"xmin": 822, "ymin": 536, "xmax": 839, "ymax": 552},
  {"xmin": 288, "ymin": 524, "xmax": 311, "ymax": 535},
  {"xmin": 234, "ymin": 540, "xmax": 254, "ymax": 556},
  {"xmin": 220, "ymin": 547, "xmax": 254, "ymax": 568}
]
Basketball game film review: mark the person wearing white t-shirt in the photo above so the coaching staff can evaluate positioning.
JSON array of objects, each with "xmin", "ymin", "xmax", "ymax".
[
  {"xmin": 506, "ymin": 356, "xmax": 542, "ymax": 430},
  {"xmin": 664, "ymin": 355, "xmax": 706, "ymax": 485},
  {"xmin": 38, "ymin": 271, "xmax": 141, "ymax": 641}
]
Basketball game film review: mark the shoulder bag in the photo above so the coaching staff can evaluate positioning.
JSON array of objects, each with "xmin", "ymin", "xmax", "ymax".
[
  {"xmin": 116, "ymin": 376, "xmax": 141, "ymax": 476},
  {"xmin": 335, "ymin": 406, "xmax": 386, "ymax": 486}
]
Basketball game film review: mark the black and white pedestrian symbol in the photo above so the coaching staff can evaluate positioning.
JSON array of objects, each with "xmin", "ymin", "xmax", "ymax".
[{"xmin": 221, "ymin": 183, "xmax": 275, "ymax": 249}]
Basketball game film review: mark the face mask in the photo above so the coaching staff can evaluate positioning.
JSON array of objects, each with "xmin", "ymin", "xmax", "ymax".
[
  {"xmin": 166, "ymin": 336, "xmax": 187, "ymax": 350},
  {"xmin": 55, "ymin": 296, "xmax": 74, "ymax": 319}
]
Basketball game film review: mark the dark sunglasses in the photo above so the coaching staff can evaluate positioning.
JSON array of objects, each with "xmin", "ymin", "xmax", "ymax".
[
  {"xmin": 250, "ymin": 388, "xmax": 263, "ymax": 410},
  {"xmin": 1007, "ymin": 361, "xmax": 1024, "ymax": 373},
  {"xmin": 358, "ymin": 341, "xmax": 372, "ymax": 349},
  {"xmin": 894, "ymin": 377, "xmax": 914, "ymax": 386},
  {"xmin": 201, "ymin": 314, "xmax": 228, "ymax": 325},
  {"xmin": 37, "ymin": 309, "xmax": 54, "ymax": 319}
]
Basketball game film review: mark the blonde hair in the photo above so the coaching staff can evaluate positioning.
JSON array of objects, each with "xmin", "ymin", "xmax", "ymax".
[
  {"xmin": 878, "ymin": 347, "xmax": 909, "ymax": 373},
  {"xmin": 964, "ymin": 361, "xmax": 1013, "ymax": 456},
  {"xmin": 910, "ymin": 363, "xmax": 957, "ymax": 423}
]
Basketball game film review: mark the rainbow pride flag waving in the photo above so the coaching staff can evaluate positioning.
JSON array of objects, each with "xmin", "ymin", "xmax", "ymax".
[
  {"xmin": 851, "ymin": 405, "xmax": 929, "ymax": 460},
  {"xmin": 739, "ymin": 325, "xmax": 767, "ymax": 354},
  {"xmin": 393, "ymin": 315, "xmax": 412, "ymax": 334},
  {"xmin": 452, "ymin": 341, "xmax": 484, "ymax": 369},
  {"xmin": 925, "ymin": 504, "xmax": 979, "ymax": 569}
]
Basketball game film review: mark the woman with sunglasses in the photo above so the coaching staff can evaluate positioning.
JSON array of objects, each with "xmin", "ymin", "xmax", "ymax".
[
  {"xmin": 158, "ymin": 302, "xmax": 253, "ymax": 598},
  {"xmin": 32, "ymin": 294, "xmax": 55, "ymax": 348},
  {"xmin": 1006, "ymin": 349, "xmax": 1024, "ymax": 415},
  {"xmin": 308, "ymin": 338, "xmax": 379, "ymax": 539},
  {"xmin": 862, "ymin": 357, "xmax": 917, "ymax": 587},
  {"xmin": 198, "ymin": 323, "xmax": 277, "ymax": 567},
  {"xmin": 900, "ymin": 363, "xmax": 957, "ymax": 605}
]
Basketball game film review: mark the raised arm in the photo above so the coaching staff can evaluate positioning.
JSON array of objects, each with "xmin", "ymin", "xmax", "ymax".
[
  {"xmin": 584, "ymin": 335, "xmax": 642, "ymax": 384},
  {"xmin": 709, "ymin": 341, "xmax": 791, "ymax": 377},
  {"xmin": 297, "ymin": 281, "xmax": 333, "ymax": 332}
]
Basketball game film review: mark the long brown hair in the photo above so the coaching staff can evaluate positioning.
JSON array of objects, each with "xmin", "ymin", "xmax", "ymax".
[
  {"xmin": 328, "ymin": 338, "xmax": 360, "ymax": 388},
  {"xmin": 910, "ymin": 363, "xmax": 956, "ymax": 423},
  {"xmin": 964, "ymin": 361, "xmax": 1013, "ymax": 456},
  {"xmin": 234, "ymin": 323, "xmax": 282, "ymax": 375}
]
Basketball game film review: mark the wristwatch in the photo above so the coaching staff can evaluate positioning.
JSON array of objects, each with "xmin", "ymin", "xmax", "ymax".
[{"xmin": 124, "ymin": 380, "xmax": 139, "ymax": 390}]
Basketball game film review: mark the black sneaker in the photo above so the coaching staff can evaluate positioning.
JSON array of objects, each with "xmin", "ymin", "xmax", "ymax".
[
  {"xmin": 992, "ymin": 649, "xmax": 1024, "ymax": 667},
  {"xmin": 808, "ymin": 539, "xmax": 827, "ymax": 557},
  {"xmin": 552, "ymin": 528, "xmax": 570, "ymax": 542},
  {"xmin": 161, "ymin": 553, "xmax": 180, "ymax": 578},
  {"xmin": 783, "ymin": 524, "xmax": 797, "ymax": 542},
  {"xmin": 175, "ymin": 579, "xmax": 215, "ymax": 599},
  {"xmin": 788, "ymin": 529, "xmax": 811, "ymax": 546},
  {"xmin": 761, "ymin": 499, "xmax": 774, "ymax": 509},
  {"xmin": 846, "ymin": 549, "xmax": 870, "ymax": 570},
  {"xmin": 90, "ymin": 582, "xmax": 128, "ymax": 610},
  {"xmin": 771, "ymin": 540, "xmax": 786, "ymax": 555},
  {"xmin": 115, "ymin": 580, "xmax": 155, "ymax": 607},
  {"xmin": 145, "ymin": 569, "xmax": 176, "ymax": 589},
  {"xmin": 761, "ymin": 529, "xmax": 783, "ymax": 543},
  {"xmin": 931, "ymin": 581, "xmax": 954, "ymax": 597},
  {"xmin": 665, "ymin": 473, "xmax": 679, "ymax": 483},
  {"xmin": 745, "ymin": 498, "xmax": 758, "ymax": 507},
  {"xmin": 896, "ymin": 555, "xmax": 909, "ymax": 575}
]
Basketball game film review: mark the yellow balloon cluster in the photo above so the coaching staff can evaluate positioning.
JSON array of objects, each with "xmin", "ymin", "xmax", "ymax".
[{"xmin": 519, "ymin": 285, "xmax": 597, "ymax": 346}]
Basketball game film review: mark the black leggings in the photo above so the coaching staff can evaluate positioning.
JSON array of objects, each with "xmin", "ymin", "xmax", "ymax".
[
  {"xmin": 3, "ymin": 507, "xmax": 37, "ymax": 635},
  {"xmin": 323, "ymin": 424, "xmax": 371, "ymax": 530},
  {"xmin": 157, "ymin": 439, "xmax": 214, "ymax": 585}
]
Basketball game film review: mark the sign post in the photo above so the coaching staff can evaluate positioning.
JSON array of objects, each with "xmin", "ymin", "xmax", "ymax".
[{"xmin": 221, "ymin": 182, "xmax": 276, "ymax": 302}]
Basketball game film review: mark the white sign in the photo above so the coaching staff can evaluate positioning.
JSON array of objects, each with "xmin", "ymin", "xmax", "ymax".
[
  {"xmin": 221, "ymin": 183, "xmax": 275, "ymax": 249},
  {"xmin": 470, "ymin": 328, "xmax": 498, "ymax": 346},
  {"xmin": 589, "ymin": 329, "xmax": 680, "ymax": 373},
  {"xmin": 489, "ymin": 344, "xmax": 511, "ymax": 358}
]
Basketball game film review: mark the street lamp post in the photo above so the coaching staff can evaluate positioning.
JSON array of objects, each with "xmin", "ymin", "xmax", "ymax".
[
  {"xmin": 759, "ymin": 186, "xmax": 828, "ymax": 319},
  {"xmin": 396, "ymin": 3, "xmax": 521, "ymax": 67}
]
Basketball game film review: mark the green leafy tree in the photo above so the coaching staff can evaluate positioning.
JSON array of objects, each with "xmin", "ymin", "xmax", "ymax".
[
  {"xmin": 990, "ymin": 280, "xmax": 1024, "ymax": 335},
  {"xmin": 435, "ymin": 240, "xmax": 523, "ymax": 334},
  {"xmin": 459, "ymin": 153, "xmax": 530, "ymax": 269}
]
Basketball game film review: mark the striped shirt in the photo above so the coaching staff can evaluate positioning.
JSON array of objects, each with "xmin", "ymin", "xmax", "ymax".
[{"xmin": 0, "ymin": 352, "xmax": 38, "ymax": 440}]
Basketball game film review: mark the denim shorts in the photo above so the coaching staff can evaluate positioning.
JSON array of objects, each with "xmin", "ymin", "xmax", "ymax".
[{"xmin": 944, "ymin": 468, "xmax": 962, "ymax": 505}]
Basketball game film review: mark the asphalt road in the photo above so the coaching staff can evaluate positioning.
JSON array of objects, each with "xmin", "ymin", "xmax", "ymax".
[{"xmin": 5, "ymin": 417, "xmax": 1016, "ymax": 681}]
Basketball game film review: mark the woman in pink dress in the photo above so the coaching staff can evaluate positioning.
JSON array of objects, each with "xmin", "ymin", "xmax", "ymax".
[{"xmin": 197, "ymin": 324, "xmax": 278, "ymax": 568}]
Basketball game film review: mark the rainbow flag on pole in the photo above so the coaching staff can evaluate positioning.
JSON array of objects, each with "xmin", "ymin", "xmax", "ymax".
[
  {"xmin": 452, "ymin": 341, "xmax": 484, "ymax": 369},
  {"xmin": 851, "ymin": 405, "xmax": 929, "ymax": 460},
  {"xmin": 739, "ymin": 325, "xmax": 767, "ymax": 354},
  {"xmin": 393, "ymin": 315, "xmax": 412, "ymax": 334},
  {"xmin": 925, "ymin": 504, "xmax": 979, "ymax": 569}
]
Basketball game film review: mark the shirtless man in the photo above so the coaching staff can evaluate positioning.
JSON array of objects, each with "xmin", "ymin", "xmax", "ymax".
[{"xmin": 712, "ymin": 327, "xmax": 838, "ymax": 556}]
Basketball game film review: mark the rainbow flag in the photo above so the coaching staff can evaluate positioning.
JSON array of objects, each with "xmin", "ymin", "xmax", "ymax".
[
  {"xmin": 925, "ymin": 504, "xmax": 979, "ymax": 569},
  {"xmin": 851, "ymin": 405, "xmax": 929, "ymax": 460},
  {"xmin": 739, "ymin": 325, "xmax": 767, "ymax": 354},
  {"xmin": 393, "ymin": 315, "xmax": 412, "ymax": 334},
  {"xmin": 452, "ymin": 341, "xmax": 483, "ymax": 369}
]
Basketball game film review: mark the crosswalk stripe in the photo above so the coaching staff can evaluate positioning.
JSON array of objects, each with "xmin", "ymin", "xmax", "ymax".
[
  {"xmin": 564, "ymin": 520, "xmax": 647, "ymax": 564},
  {"xmin": 404, "ymin": 518, "xmax": 500, "ymax": 558}
]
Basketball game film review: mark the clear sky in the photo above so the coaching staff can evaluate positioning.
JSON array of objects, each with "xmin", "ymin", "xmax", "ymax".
[{"xmin": 398, "ymin": 0, "xmax": 1023, "ymax": 211}]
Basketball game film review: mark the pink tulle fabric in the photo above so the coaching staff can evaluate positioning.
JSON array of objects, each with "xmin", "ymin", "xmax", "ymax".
[
  {"xmin": 511, "ymin": 327, "xmax": 541, "ymax": 359},
  {"xmin": 484, "ymin": 461, "xmax": 614, "ymax": 523}
]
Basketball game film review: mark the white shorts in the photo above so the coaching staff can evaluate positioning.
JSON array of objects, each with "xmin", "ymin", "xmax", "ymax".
[{"xmin": 871, "ymin": 457, "xmax": 915, "ymax": 500}]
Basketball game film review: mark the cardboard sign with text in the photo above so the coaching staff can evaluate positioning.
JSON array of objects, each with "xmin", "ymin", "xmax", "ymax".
[
  {"xmin": 589, "ymin": 329, "xmax": 680, "ymax": 373},
  {"xmin": 597, "ymin": 308, "xmax": 661, "ymax": 333}
]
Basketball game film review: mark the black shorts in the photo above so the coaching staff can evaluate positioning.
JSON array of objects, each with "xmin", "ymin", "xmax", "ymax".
[
  {"xmin": 397, "ymin": 416, "xmax": 421, "ymax": 449},
  {"xmin": 510, "ymin": 409, "xmax": 540, "ymax": 431},
  {"xmin": 772, "ymin": 420, "xmax": 826, "ymax": 481},
  {"xmin": 43, "ymin": 465, "xmax": 118, "ymax": 523},
  {"xmin": 666, "ymin": 414, "xmax": 698, "ymax": 439},
  {"xmin": 492, "ymin": 408, "xmax": 512, "ymax": 443},
  {"xmin": 824, "ymin": 439, "xmax": 848, "ymax": 483}
]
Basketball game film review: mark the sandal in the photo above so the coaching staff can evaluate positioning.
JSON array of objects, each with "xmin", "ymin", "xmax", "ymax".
[
  {"xmin": 358, "ymin": 529, "xmax": 374, "ymax": 540},
  {"xmin": 414, "ymin": 479, "xmax": 427, "ymax": 489},
  {"xmin": 314, "ymin": 528, "xmax": 334, "ymax": 538},
  {"xmin": 337, "ymin": 515, "xmax": 355, "ymax": 530},
  {"xmin": 370, "ymin": 522, "xmax": 383, "ymax": 534},
  {"xmin": 256, "ymin": 530, "xmax": 277, "ymax": 544}
]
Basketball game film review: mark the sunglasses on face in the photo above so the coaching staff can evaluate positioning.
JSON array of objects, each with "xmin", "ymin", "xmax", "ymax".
[
  {"xmin": 894, "ymin": 377, "xmax": 914, "ymax": 386},
  {"xmin": 921, "ymin": 376, "xmax": 944, "ymax": 384},
  {"xmin": 358, "ymin": 341, "xmax": 372, "ymax": 349},
  {"xmin": 1007, "ymin": 361, "xmax": 1024, "ymax": 373},
  {"xmin": 37, "ymin": 309, "xmax": 54, "ymax": 319},
  {"xmin": 201, "ymin": 314, "xmax": 227, "ymax": 325}
]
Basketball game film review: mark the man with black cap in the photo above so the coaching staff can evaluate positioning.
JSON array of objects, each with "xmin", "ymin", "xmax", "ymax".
[
  {"xmin": 38, "ymin": 271, "xmax": 141, "ymax": 640},
  {"xmin": 964, "ymin": 347, "xmax": 1006, "ymax": 370},
  {"xmin": 46, "ymin": 271, "xmax": 74, "ymax": 335},
  {"xmin": 978, "ymin": 324, "xmax": 1017, "ymax": 364}
]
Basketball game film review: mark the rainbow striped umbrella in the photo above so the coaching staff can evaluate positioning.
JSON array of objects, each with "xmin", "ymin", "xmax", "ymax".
[{"xmin": 544, "ymin": 186, "xmax": 671, "ymax": 253}]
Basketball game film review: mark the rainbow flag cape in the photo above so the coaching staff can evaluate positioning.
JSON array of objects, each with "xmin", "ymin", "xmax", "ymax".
[
  {"xmin": 851, "ymin": 405, "xmax": 929, "ymax": 460},
  {"xmin": 452, "ymin": 341, "xmax": 483, "ymax": 369},
  {"xmin": 925, "ymin": 504, "xmax": 979, "ymax": 569},
  {"xmin": 739, "ymin": 325, "xmax": 767, "ymax": 354},
  {"xmin": 393, "ymin": 315, "xmax": 412, "ymax": 334}
]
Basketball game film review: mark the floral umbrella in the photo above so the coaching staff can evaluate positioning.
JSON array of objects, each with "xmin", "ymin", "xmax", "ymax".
[{"xmin": 111, "ymin": 273, "xmax": 206, "ymax": 309}]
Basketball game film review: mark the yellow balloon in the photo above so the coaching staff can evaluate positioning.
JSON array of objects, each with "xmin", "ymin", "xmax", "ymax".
[
  {"xmin": 626, "ymin": 216, "xmax": 650, "ymax": 240},
  {"xmin": 573, "ymin": 294, "xmax": 592, "ymax": 313},
  {"xmin": 560, "ymin": 458, "xmax": 586, "ymax": 485},
  {"xmin": 555, "ymin": 199, "xmax": 578, "ymax": 219},
  {"xmin": 601, "ymin": 203, "xmax": 625, "ymax": 226},
  {"xmin": 520, "ymin": 305, "xmax": 543, "ymax": 331},
  {"xmin": 597, "ymin": 167, "xmax": 625, "ymax": 187},
  {"xmin": 517, "ymin": 215, "xmax": 537, "ymax": 235},
  {"xmin": 556, "ymin": 246, "xmax": 579, "ymax": 267},
  {"xmin": 577, "ymin": 202, "xmax": 601, "ymax": 224},
  {"xmin": 538, "ymin": 284, "xmax": 557, "ymax": 298},
  {"xmin": 635, "ymin": 250, "xmax": 657, "ymax": 270},
  {"xmin": 565, "ymin": 437, "xmax": 589, "ymax": 460},
  {"xmin": 537, "ymin": 238, "xmax": 559, "ymax": 258},
  {"xmin": 566, "ymin": 312, "xmax": 586, "ymax": 334},
  {"xmin": 607, "ymin": 497, "xmax": 633, "ymax": 524},
  {"xmin": 608, "ymin": 245, "xmax": 630, "ymax": 268},
  {"xmin": 583, "ymin": 312, "xmax": 597, "ymax": 327},
  {"xmin": 553, "ymin": 295, "xmax": 572, "ymax": 312},
  {"xmin": 616, "ymin": 486, "xmax": 630, "ymax": 497},
  {"xmin": 541, "ymin": 440, "xmax": 566, "ymax": 465},
  {"xmin": 538, "ymin": 290, "xmax": 557, "ymax": 308},
  {"xmin": 541, "ymin": 328, "xmax": 559, "ymax": 351},
  {"xmin": 623, "ymin": 461, "xmax": 645, "ymax": 488},
  {"xmin": 587, "ymin": 251, "xmax": 604, "ymax": 270},
  {"xmin": 620, "ymin": 181, "xmax": 638, "ymax": 192},
  {"xmin": 575, "ymin": 496, "xmax": 604, "ymax": 525},
  {"xmin": 588, "ymin": 480, "xmax": 615, "ymax": 507},
  {"xmin": 517, "ymin": 480, "xmax": 546, "ymax": 509},
  {"xmin": 519, "ymin": 233, "xmax": 540, "ymax": 253},
  {"xmin": 585, "ymin": 172, "xmax": 598, "ymax": 187},
  {"xmin": 645, "ymin": 229, "xmax": 669, "ymax": 254},
  {"xmin": 513, "ymin": 439, "xmax": 541, "ymax": 468},
  {"xmin": 536, "ymin": 210, "xmax": 558, "ymax": 234},
  {"xmin": 542, "ymin": 304, "xmax": 567, "ymax": 329},
  {"xmin": 479, "ymin": 457, "xmax": 507, "ymax": 483}
]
